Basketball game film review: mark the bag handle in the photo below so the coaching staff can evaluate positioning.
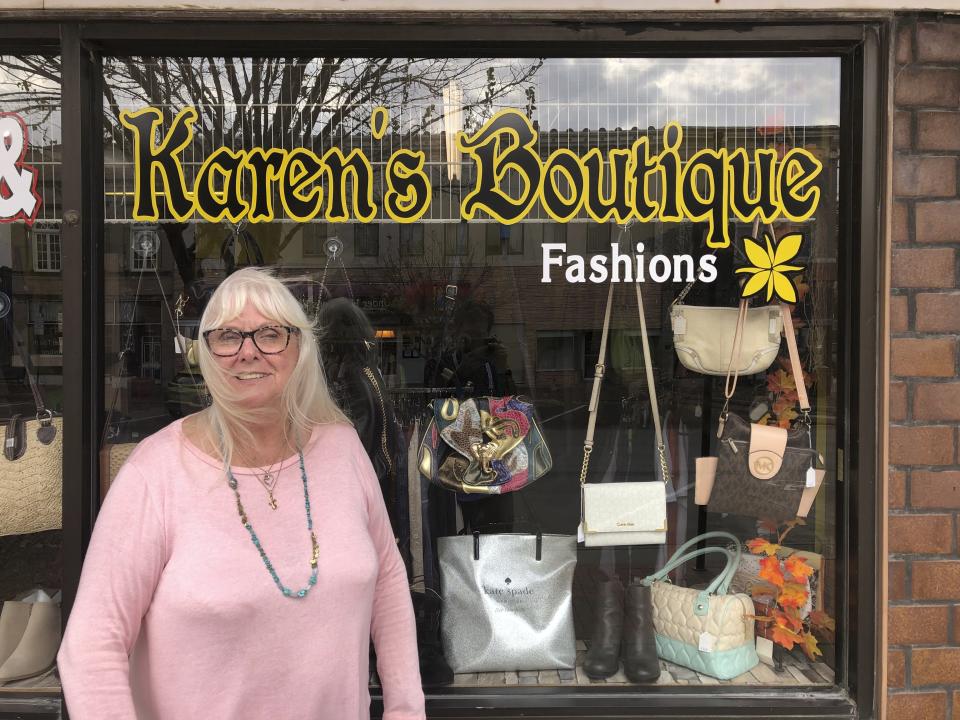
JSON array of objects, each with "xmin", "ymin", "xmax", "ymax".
[
  {"xmin": 580, "ymin": 224, "xmax": 670, "ymax": 490},
  {"xmin": 10, "ymin": 322, "xmax": 51, "ymax": 425},
  {"xmin": 652, "ymin": 531, "xmax": 742, "ymax": 595},
  {"xmin": 641, "ymin": 546, "xmax": 735, "ymax": 617},
  {"xmin": 469, "ymin": 527, "xmax": 543, "ymax": 562}
]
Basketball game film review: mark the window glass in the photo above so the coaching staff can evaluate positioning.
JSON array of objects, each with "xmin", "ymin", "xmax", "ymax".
[
  {"xmin": 101, "ymin": 56, "xmax": 841, "ymax": 692},
  {"xmin": 0, "ymin": 54, "xmax": 63, "ymax": 696}
]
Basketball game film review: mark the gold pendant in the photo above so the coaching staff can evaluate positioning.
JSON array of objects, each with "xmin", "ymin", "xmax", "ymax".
[{"xmin": 268, "ymin": 491, "xmax": 278, "ymax": 510}]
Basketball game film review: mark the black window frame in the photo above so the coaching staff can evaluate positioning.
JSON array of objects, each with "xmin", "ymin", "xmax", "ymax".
[{"xmin": 0, "ymin": 16, "xmax": 887, "ymax": 720}]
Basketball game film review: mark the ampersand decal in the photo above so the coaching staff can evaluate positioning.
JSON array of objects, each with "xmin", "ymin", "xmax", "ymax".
[{"xmin": 0, "ymin": 114, "xmax": 42, "ymax": 225}]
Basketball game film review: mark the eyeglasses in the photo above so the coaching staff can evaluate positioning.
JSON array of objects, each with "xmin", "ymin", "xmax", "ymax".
[{"xmin": 203, "ymin": 325, "xmax": 300, "ymax": 357}]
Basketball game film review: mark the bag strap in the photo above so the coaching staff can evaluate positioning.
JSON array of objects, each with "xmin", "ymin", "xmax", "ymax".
[
  {"xmin": 653, "ymin": 530, "xmax": 742, "ymax": 595},
  {"xmin": 579, "ymin": 227, "xmax": 669, "ymax": 493},
  {"xmin": 10, "ymin": 321, "xmax": 51, "ymax": 424},
  {"xmin": 718, "ymin": 221, "xmax": 811, "ymax": 434}
]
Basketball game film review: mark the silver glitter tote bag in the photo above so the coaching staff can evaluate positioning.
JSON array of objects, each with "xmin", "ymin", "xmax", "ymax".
[{"xmin": 438, "ymin": 530, "xmax": 577, "ymax": 673}]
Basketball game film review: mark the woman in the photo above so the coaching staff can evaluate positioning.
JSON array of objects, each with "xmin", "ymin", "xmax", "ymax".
[{"xmin": 58, "ymin": 267, "xmax": 425, "ymax": 720}]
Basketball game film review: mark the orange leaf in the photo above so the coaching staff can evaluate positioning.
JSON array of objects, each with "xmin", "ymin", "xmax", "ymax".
[
  {"xmin": 778, "ymin": 582, "xmax": 810, "ymax": 609},
  {"xmin": 801, "ymin": 631, "xmax": 823, "ymax": 661},
  {"xmin": 767, "ymin": 369, "xmax": 796, "ymax": 395},
  {"xmin": 746, "ymin": 538, "xmax": 781, "ymax": 556},
  {"xmin": 772, "ymin": 608, "xmax": 803, "ymax": 633},
  {"xmin": 809, "ymin": 611, "xmax": 836, "ymax": 633},
  {"xmin": 771, "ymin": 624, "xmax": 802, "ymax": 651},
  {"xmin": 784, "ymin": 555, "xmax": 815, "ymax": 581},
  {"xmin": 759, "ymin": 556, "xmax": 786, "ymax": 588}
]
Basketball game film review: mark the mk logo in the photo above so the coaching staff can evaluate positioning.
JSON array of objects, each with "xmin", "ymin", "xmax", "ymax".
[{"xmin": 753, "ymin": 457, "xmax": 775, "ymax": 475}]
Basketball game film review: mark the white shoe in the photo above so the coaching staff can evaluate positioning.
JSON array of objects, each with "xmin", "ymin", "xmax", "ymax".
[
  {"xmin": 0, "ymin": 595, "xmax": 60, "ymax": 683},
  {"xmin": 0, "ymin": 601, "xmax": 31, "ymax": 668}
]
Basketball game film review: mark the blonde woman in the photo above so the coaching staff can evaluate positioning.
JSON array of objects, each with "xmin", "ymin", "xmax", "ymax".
[{"xmin": 59, "ymin": 267, "xmax": 425, "ymax": 720}]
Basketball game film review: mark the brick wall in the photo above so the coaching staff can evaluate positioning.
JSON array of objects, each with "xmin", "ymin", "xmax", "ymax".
[{"xmin": 888, "ymin": 16, "xmax": 960, "ymax": 720}]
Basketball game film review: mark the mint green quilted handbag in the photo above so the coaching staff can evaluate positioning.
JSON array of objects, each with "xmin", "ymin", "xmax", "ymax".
[{"xmin": 641, "ymin": 531, "xmax": 759, "ymax": 680}]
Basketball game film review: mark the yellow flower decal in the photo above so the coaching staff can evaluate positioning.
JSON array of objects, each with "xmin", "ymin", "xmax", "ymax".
[{"xmin": 736, "ymin": 232, "xmax": 805, "ymax": 303}]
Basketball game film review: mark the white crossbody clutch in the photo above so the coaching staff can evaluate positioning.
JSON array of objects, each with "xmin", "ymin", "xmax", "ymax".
[{"xmin": 578, "ymin": 262, "xmax": 671, "ymax": 547}]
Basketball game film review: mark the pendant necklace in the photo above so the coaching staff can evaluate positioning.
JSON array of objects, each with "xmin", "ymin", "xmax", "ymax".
[
  {"xmin": 226, "ymin": 450, "xmax": 319, "ymax": 599},
  {"xmin": 254, "ymin": 460, "xmax": 281, "ymax": 509}
]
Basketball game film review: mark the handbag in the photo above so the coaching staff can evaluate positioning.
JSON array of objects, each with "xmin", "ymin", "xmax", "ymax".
[
  {"xmin": 641, "ymin": 531, "xmax": 759, "ymax": 680},
  {"xmin": 418, "ymin": 395, "xmax": 552, "ymax": 495},
  {"xmin": 0, "ymin": 328, "xmax": 62, "ymax": 537},
  {"xmin": 695, "ymin": 300, "xmax": 826, "ymax": 523},
  {"xmin": 669, "ymin": 219, "xmax": 782, "ymax": 376},
  {"xmin": 438, "ymin": 529, "xmax": 577, "ymax": 673},
  {"xmin": 579, "ymin": 274, "xmax": 670, "ymax": 547}
]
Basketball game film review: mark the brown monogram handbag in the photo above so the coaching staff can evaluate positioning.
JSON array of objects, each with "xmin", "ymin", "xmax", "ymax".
[{"xmin": 695, "ymin": 302, "xmax": 825, "ymax": 523}]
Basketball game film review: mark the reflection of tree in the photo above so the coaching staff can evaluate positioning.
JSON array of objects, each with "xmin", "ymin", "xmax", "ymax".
[
  {"xmin": 1, "ymin": 56, "xmax": 543, "ymax": 287},
  {"xmin": 379, "ymin": 229, "xmax": 489, "ymax": 360}
]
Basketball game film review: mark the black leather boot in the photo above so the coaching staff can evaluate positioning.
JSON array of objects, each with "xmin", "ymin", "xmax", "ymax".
[
  {"xmin": 583, "ymin": 578, "xmax": 624, "ymax": 680},
  {"xmin": 622, "ymin": 582, "xmax": 660, "ymax": 683},
  {"xmin": 412, "ymin": 591, "xmax": 454, "ymax": 687}
]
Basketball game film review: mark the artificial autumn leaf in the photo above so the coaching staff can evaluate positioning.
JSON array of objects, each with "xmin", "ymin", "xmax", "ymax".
[
  {"xmin": 808, "ymin": 611, "xmax": 837, "ymax": 633},
  {"xmin": 773, "ymin": 608, "xmax": 803, "ymax": 632},
  {"xmin": 784, "ymin": 555, "xmax": 815, "ymax": 581},
  {"xmin": 778, "ymin": 582, "xmax": 810, "ymax": 609},
  {"xmin": 776, "ymin": 407, "xmax": 799, "ymax": 429},
  {"xmin": 767, "ymin": 369, "xmax": 797, "ymax": 395},
  {"xmin": 772, "ymin": 396, "xmax": 797, "ymax": 417},
  {"xmin": 746, "ymin": 538, "xmax": 781, "ymax": 556},
  {"xmin": 801, "ymin": 631, "xmax": 823, "ymax": 661},
  {"xmin": 771, "ymin": 624, "xmax": 802, "ymax": 651},
  {"xmin": 759, "ymin": 556, "xmax": 786, "ymax": 588},
  {"xmin": 746, "ymin": 614, "xmax": 775, "ymax": 624}
]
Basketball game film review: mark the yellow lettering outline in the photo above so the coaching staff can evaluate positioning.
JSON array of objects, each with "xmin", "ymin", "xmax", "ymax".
[{"xmin": 384, "ymin": 149, "xmax": 432, "ymax": 223}]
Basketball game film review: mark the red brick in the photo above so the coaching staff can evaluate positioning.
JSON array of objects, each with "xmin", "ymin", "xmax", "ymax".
[
  {"xmin": 912, "ymin": 648, "xmax": 960, "ymax": 686},
  {"xmin": 891, "ymin": 338, "xmax": 956, "ymax": 377},
  {"xmin": 917, "ymin": 22, "xmax": 960, "ymax": 63},
  {"xmin": 916, "ymin": 201, "xmax": 960, "ymax": 243},
  {"xmin": 889, "ymin": 605, "xmax": 949, "ymax": 644},
  {"xmin": 918, "ymin": 112, "xmax": 960, "ymax": 152},
  {"xmin": 889, "ymin": 560, "xmax": 907, "ymax": 601},
  {"xmin": 954, "ymin": 606, "xmax": 960, "ymax": 643},
  {"xmin": 914, "ymin": 383, "xmax": 960, "ymax": 421},
  {"xmin": 897, "ymin": 24, "xmax": 913, "ymax": 65},
  {"xmin": 895, "ymin": 68, "xmax": 960, "ymax": 108},
  {"xmin": 891, "ymin": 295, "xmax": 909, "ymax": 333},
  {"xmin": 916, "ymin": 293, "xmax": 960, "ymax": 332},
  {"xmin": 895, "ymin": 111, "xmax": 913, "ymax": 150},
  {"xmin": 890, "ymin": 381, "xmax": 908, "ymax": 421},
  {"xmin": 890, "ymin": 425, "xmax": 955, "ymax": 466},
  {"xmin": 888, "ymin": 648, "xmax": 905, "ymax": 688},
  {"xmin": 889, "ymin": 514, "xmax": 954, "ymax": 554},
  {"xmin": 892, "ymin": 248, "xmax": 955, "ymax": 288},
  {"xmin": 913, "ymin": 561, "xmax": 960, "ymax": 600},
  {"xmin": 887, "ymin": 692, "xmax": 946, "ymax": 720},
  {"xmin": 890, "ymin": 469, "xmax": 907, "ymax": 509},
  {"xmin": 912, "ymin": 471, "xmax": 960, "ymax": 509},
  {"xmin": 894, "ymin": 155, "xmax": 957, "ymax": 197},
  {"xmin": 893, "ymin": 201, "xmax": 910, "ymax": 244}
]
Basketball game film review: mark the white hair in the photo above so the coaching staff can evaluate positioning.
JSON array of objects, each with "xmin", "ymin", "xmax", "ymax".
[{"xmin": 194, "ymin": 266, "xmax": 349, "ymax": 468}]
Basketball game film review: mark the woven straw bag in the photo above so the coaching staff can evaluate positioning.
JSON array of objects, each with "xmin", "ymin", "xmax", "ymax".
[
  {"xmin": 99, "ymin": 442, "xmax": 138, "ymax": 501},
  {"xmin": 0, "ymin": 415, "xmax": 62, "ymax": 537}
]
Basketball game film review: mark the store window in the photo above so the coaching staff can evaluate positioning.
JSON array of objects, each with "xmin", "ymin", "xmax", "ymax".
[
  {"xmin": 96, "ymin": 54, "xmax": 842, "ymax": 700},
  {"xmin": 0, "ymin": 54, "xmax": 64, "ymax": 698}
]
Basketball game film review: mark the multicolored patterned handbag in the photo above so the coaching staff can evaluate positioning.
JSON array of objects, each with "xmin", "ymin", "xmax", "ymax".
[{"xmin": 417, "ymin": 396, "xmax": 552, "ymax": 494}]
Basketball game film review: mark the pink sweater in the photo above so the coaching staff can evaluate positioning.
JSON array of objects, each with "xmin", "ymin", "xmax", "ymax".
[{"xmin": 59, "ymin": 418, "xmax": 425, "ymax": 720}]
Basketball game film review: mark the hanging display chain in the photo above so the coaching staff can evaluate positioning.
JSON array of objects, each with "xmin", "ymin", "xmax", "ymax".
[{"xmin": 317, "ymin": 236, "xmax": 354, "ymax": 310}]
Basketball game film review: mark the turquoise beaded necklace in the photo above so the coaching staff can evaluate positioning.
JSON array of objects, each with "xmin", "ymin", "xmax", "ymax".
[{"xmin": 225, "ymin": 451, "xmax": 319, "ymax": 599}]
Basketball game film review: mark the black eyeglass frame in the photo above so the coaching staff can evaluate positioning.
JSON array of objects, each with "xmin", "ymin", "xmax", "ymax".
[{"xmin": 202, "ymin": 325, "xmax": 301, "ymax": 357}]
